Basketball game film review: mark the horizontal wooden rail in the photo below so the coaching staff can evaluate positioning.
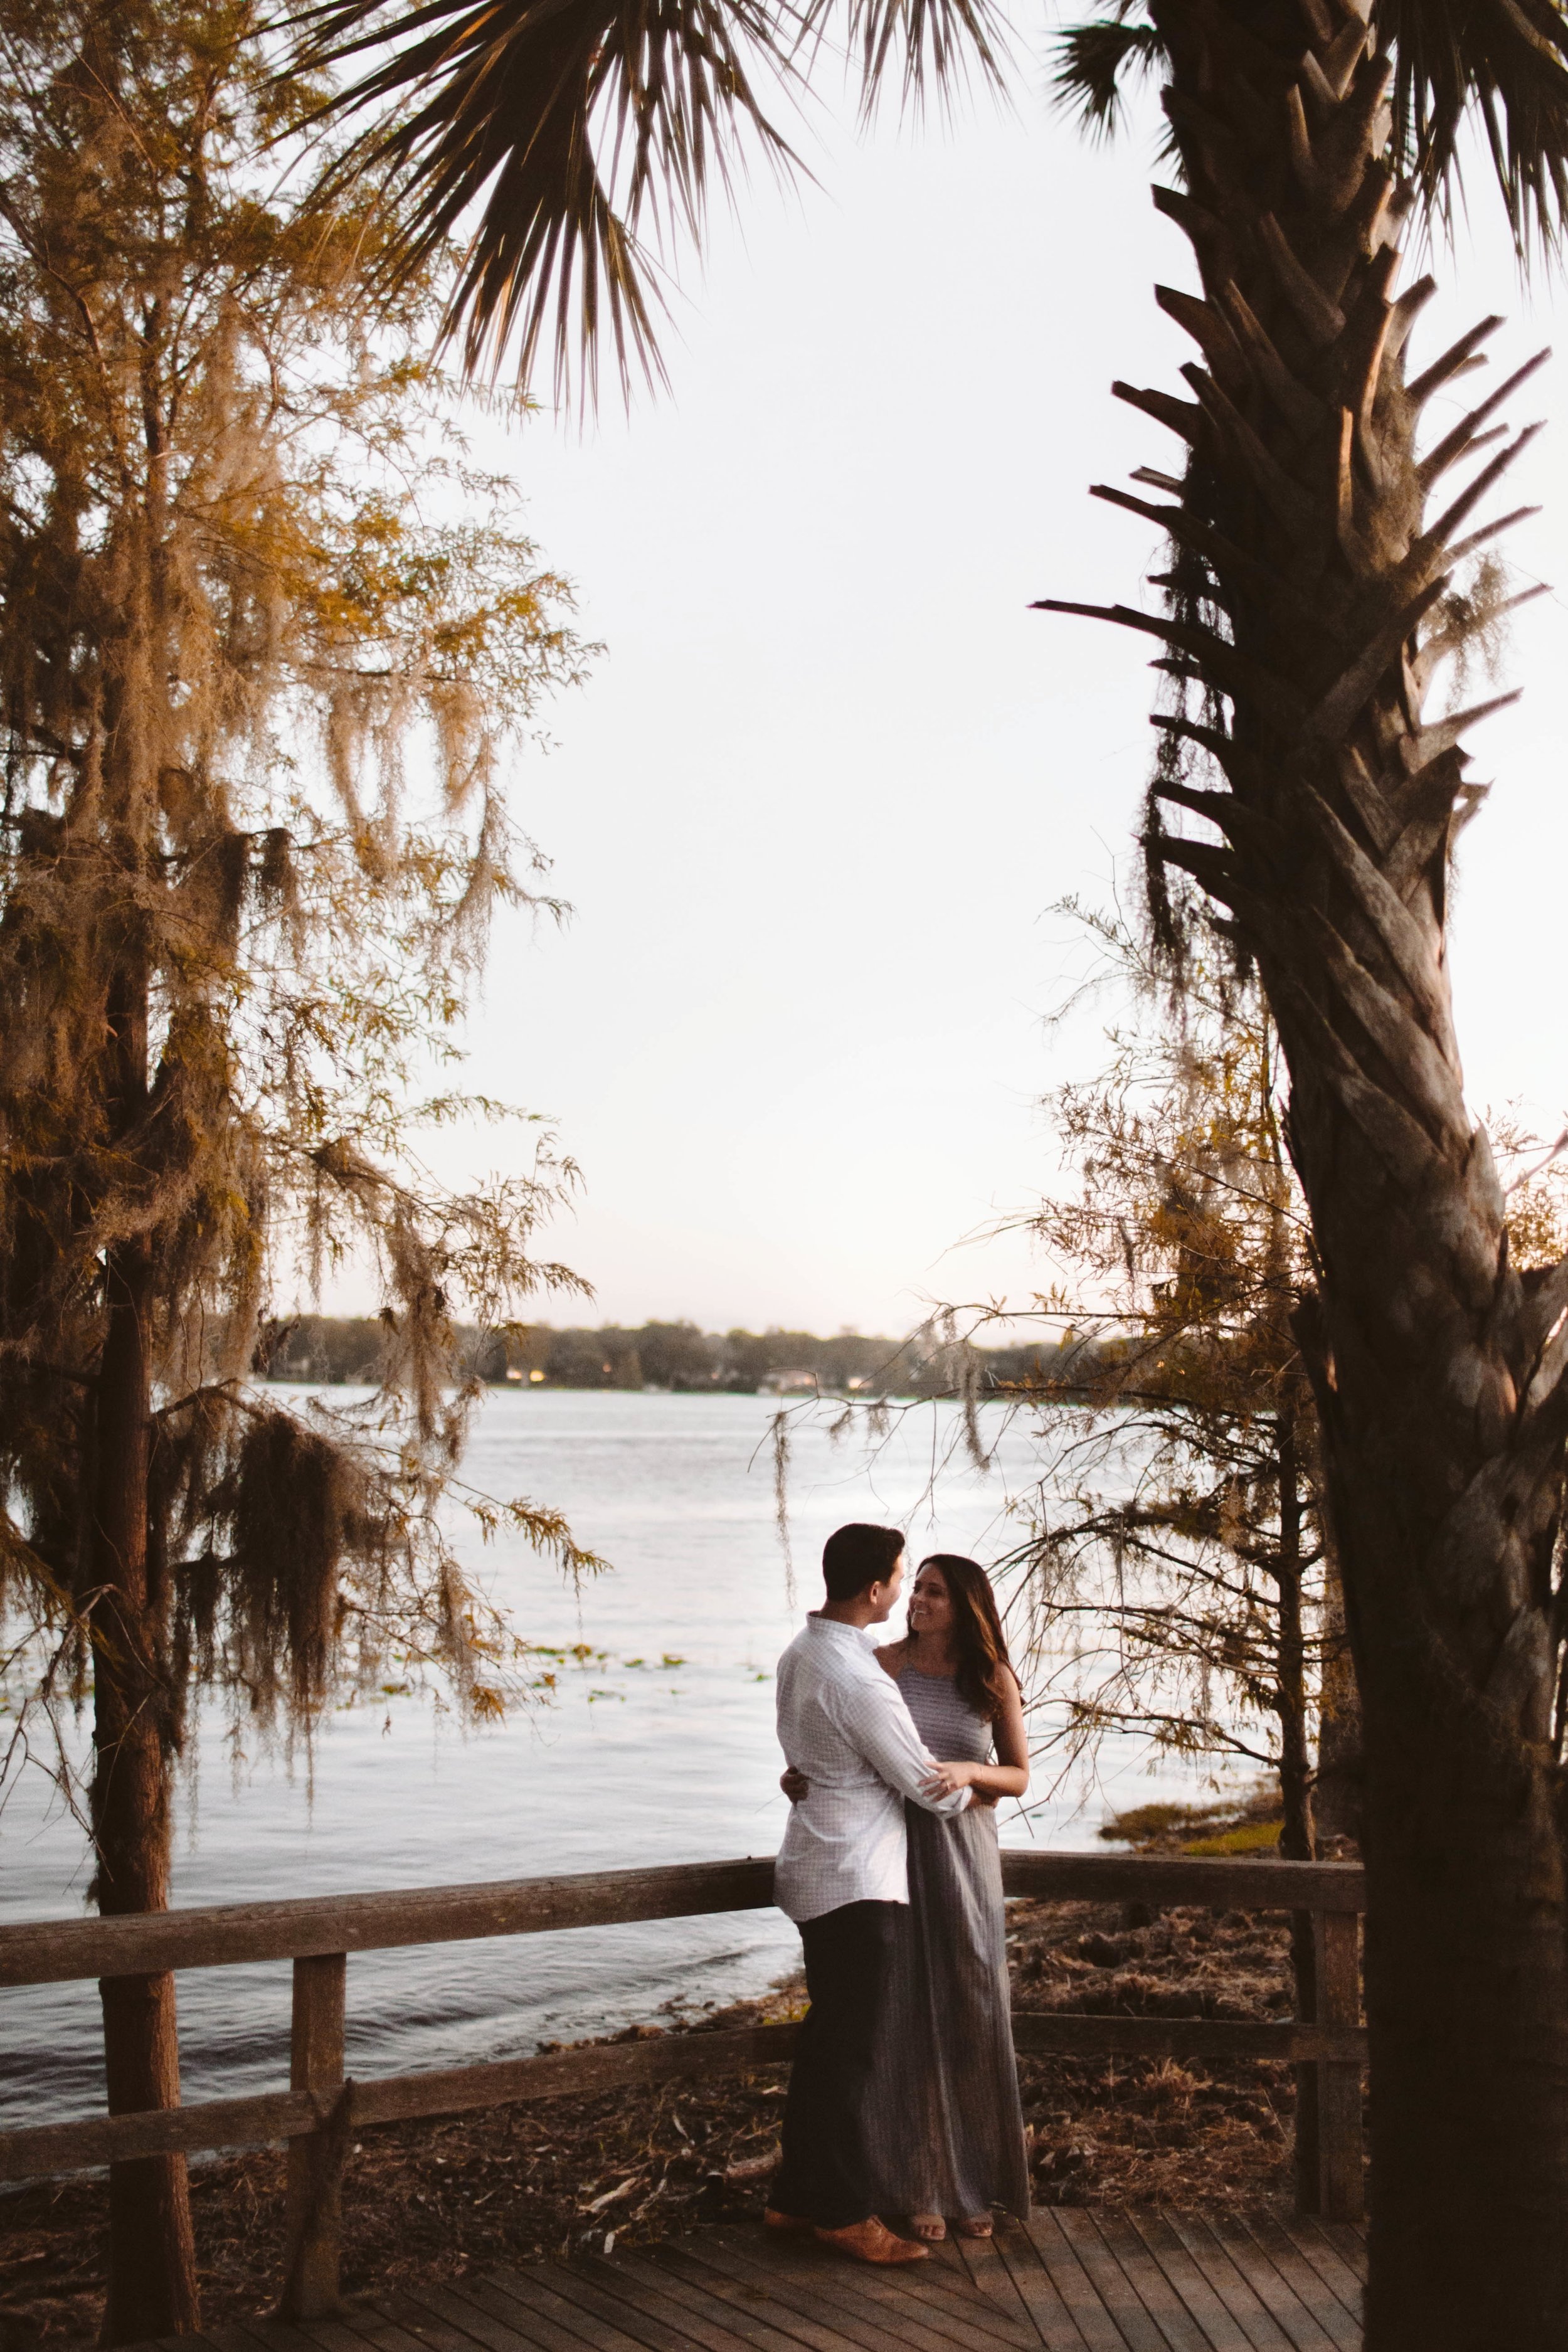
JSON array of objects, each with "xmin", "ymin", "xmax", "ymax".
[
  {"xmin": 0, "ymin": 1857, "xmax": 780, "ymax": 1988},
  {"xmin": 0, "ymin": 2021, "xmax": 805, "ymax": 2183},
  {"xmin": 1000, "ymin": 1850, "xmax": 1364, "ymax": 1913},
  {"xmin": 1009, "ymin": 2012, "xmax": 1365, "ymax": 2065},
  {"xmin": 0, "ymin": 2008, "xmax": 1370, "ymax": 2185},
  {"xmin": 0, "ymin": 1849, "xmax": 1365, "ymax": 1988}
]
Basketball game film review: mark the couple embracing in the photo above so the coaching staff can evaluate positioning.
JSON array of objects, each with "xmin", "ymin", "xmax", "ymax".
[{"xmin": 766, "ymin": 1522, "xmax": 1031, "ymax": 2265}]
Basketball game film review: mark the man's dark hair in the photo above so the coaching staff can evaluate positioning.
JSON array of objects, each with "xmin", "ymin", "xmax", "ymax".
[{"xmin": 822, "ymin": 1523, "xmax": 906, "ymax": 1603}]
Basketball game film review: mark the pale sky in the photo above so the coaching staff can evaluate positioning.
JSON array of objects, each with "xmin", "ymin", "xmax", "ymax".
[{"xmin": 395, "ymin": 75, "xmax": 1568, "ymax": 1339}]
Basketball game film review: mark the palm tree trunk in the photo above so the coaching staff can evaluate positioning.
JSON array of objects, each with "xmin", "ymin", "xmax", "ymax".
[
  {"xmin": 1044, "ymin": 1, "xmax": 1568, "ymax": 2339},
  {"xmin": 88, "ymin": 964, "xmax": 198, "ymax": 2346}
]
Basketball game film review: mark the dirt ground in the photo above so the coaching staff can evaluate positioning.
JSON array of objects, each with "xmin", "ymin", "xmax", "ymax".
[{"xmin": 0, "ymin": 1891, "xmax": 1315, "ymax": 2348}]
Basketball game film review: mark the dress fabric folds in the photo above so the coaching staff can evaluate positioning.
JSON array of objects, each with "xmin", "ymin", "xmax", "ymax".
[{"xmin": 863, "ymin": 1667, "xmax": 1031, "ymax": 2220}]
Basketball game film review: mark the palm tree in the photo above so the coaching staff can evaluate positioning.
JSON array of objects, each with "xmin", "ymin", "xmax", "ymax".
[
  {"xmin": 1037, "ymin": 11, "xmax": 1568, "ymax": 2346},
  {"xmin": 305, "ymin": 0, "xmax": 1568, "ymax": 2341}
]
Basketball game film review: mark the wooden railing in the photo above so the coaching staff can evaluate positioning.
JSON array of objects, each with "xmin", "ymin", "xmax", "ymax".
[{"xmin": 0, "ymin": 1849, "xmax": 1366, "ymax": 2316}]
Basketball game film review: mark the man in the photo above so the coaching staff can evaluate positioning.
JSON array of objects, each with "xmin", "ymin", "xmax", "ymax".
[{"xmin": 766, "ymin": 1521, "xmax": 973, "ymax": 2265}]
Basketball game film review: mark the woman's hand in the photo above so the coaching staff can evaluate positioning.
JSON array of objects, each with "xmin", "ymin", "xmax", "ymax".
[
  {"xmin": 923, "ymin": 1759, "xmax": 978, "ymax": 1799},
  {"xmin": 780, "ymin": 1766, "xmax": 809, "ymax": 1804}
]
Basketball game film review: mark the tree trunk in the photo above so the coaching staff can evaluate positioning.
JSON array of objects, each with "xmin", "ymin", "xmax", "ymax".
[
  {"xmin": 1274, "ymin": 1404, "xmax": 1315, "ymax": 1862},
  {"xmin": 1273, "ymin": 1404, "xmax": 1326, "ymax": 2212},
  {"xmin": 88, "ymin": 963, "xmax": 199, "ymax": 2346},
  {"xmin": 1315, "ymin": 1547, "xmax": 1363, "ymax": 1848},
  {"xmin": 1045, "ymin": 1, "xmax": 1568, "ymax": 2339}
]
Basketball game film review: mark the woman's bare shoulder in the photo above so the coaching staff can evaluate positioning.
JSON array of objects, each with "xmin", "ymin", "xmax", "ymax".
[
  {"xmin": 872, "ymin": 1638, "xmax": 909, "ymax": 1678},
  {"xmin": 983, "ymin": 1658, "xmax": 1023, "ymax": 1710}
]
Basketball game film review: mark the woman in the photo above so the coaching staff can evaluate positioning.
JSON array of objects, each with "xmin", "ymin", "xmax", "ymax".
[{"xmin": 781, "ymin": 1552, "xmax": 1031, "ymax": 2242}]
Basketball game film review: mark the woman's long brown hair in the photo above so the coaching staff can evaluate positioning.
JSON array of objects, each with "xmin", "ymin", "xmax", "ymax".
[{"xmin": 912, "ymin": 1553, "xmax": 1017, "ymax": 1720}]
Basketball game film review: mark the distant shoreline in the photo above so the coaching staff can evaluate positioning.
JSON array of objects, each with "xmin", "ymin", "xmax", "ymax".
[{"xmin": 257, "ymin": 1314, "xmax": 1071, "ymax": 1399}]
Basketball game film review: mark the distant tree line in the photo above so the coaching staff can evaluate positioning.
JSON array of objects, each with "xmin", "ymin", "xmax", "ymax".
[{"xmin": 258, "ymin": 1316, "xmax": 1071, "ymax": 1396}]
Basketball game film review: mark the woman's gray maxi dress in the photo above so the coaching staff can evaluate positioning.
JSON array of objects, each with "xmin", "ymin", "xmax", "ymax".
[{"xmin": 864, "ymin": 1666, "xmax": 1030, "ymax": 2220}]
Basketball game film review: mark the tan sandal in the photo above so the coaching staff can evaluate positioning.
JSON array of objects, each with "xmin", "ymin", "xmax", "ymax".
[
  {"xmin": 956, "ymin": 2214, "xmax": 995, "ymax": 2238},
  {"xmin": 909, "ymin": 2212, "xmax": 948, "ymax": 2243}
]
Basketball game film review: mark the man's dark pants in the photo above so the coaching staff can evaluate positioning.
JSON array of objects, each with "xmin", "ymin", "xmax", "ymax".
[{"xmin": 773, "ymin": 1898, "xmax": 902, "ymax": 2228}]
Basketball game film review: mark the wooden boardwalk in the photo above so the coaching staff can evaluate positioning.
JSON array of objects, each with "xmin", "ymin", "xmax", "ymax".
[{"xmin": 151, "ymin": 2210, "xmax": 1367, "ymax": 2352}]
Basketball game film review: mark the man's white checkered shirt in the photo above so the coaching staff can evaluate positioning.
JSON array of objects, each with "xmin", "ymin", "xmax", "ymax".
[{"xmin": 773, "ymin": 1613, "xmax": 971, "ymax": 1924}]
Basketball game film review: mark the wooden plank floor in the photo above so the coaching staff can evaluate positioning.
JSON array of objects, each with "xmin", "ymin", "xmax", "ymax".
[{"xmin": 163, "ymin": 2210, "xmax": 1366, "ymax": 2352}]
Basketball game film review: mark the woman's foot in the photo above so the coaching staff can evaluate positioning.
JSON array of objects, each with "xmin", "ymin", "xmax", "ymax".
[
  {"xmin": 909, "ymin": 2212, "xmax": 947, "ymax": 2243},
  {"xmin": 956, "ymin": 2213, "xmax": 994, "ymax": 2238}
]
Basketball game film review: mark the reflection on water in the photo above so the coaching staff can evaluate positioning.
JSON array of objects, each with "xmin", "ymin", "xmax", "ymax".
[{"xmin": 1, "ymin": 1389, "xmax": 1217, "ymax": 2128}]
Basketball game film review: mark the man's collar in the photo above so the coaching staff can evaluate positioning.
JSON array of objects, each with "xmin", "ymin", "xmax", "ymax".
[{"xmin": 805, "ymin": 1611, "xmax": 876, "ymax": 1644}]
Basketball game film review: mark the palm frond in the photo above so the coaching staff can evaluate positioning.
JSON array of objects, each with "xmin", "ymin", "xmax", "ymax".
[
  {"xmin": 1379, "ymin": 0, "xmax": 1568, "ymax": 251},
  {"xmin": 818, "ymin": 0, "xmax": 1010, "ymax": 123},
  {"xmin": 1051, "ymin": 14, "xmax": 1165, "ymax": 144},
  {"xmin": 298, "ymin": 0, "xmax": 1004, "ymax": 398},
  {"xmin": 298, "ymin": 0, "xmax": 803, "ymax": 401}
]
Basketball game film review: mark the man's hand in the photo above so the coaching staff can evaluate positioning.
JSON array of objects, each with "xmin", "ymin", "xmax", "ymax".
[{"xmin": 780, "ymin": 1766, "xmax": 809, "ymax": 1804}]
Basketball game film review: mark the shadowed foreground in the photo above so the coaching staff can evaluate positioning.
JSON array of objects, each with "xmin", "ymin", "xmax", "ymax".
[{"xmin": 134, "ymin": 2208, "xmax": 1366, "ymax": 2352}]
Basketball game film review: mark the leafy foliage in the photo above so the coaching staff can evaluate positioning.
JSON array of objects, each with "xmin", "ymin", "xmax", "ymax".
[
  {"xmin": 0, "ymin": 0, "xmax": 601, "ymax": 1822},
  {"xmin": 1001, "ymin": 911, "xmax": 1332, "ymax": 1854}
]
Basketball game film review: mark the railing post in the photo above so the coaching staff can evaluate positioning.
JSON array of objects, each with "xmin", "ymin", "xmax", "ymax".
[
  {"xmin": 278, "ymin": 1952, "xmax": 348, "ymax": 2318},
  {"xmin": 1312, "ymin": 1909, "xmax": 1364, "ymax": 2223},
  {"xmin": 1290, "ymin": 1906, "xmax": 1320, "ymax": 2214}
]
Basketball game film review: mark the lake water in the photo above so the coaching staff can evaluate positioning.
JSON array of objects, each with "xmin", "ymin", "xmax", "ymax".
[{"xmin": 1, "ymin": 1390, "xmax": 1214, "ymax": 2131}]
